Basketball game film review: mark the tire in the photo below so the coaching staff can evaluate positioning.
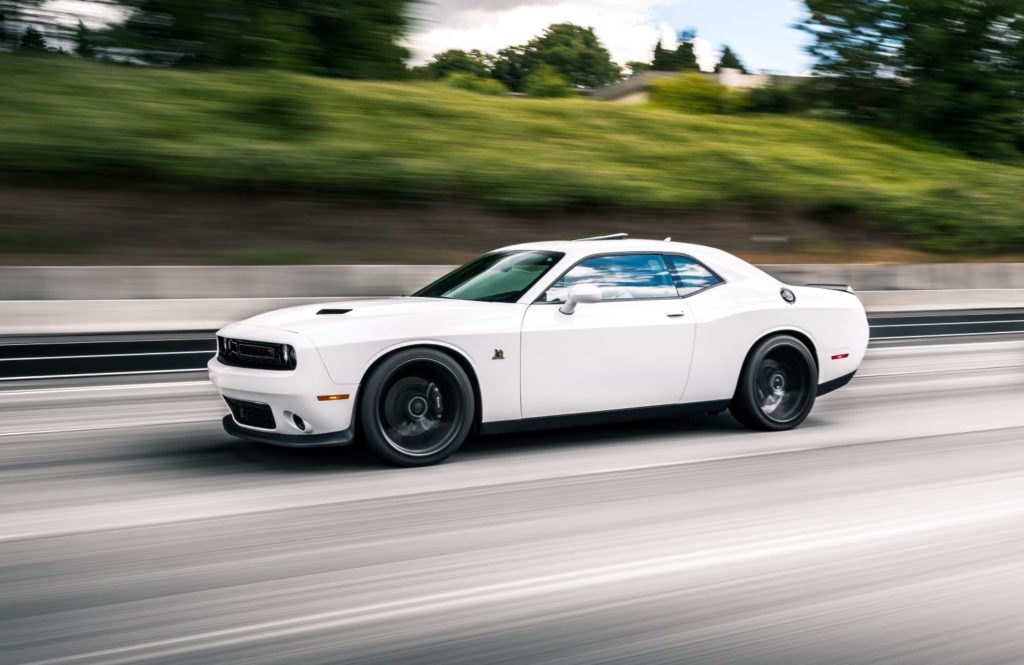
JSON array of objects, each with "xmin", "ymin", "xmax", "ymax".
[
  {"xmin": 730, "ymin": 334, "xmax": 818, "ymax": 431},
  {"xmin": 359, "ymin": 348, "xmax": 476, "ymax": 467}
]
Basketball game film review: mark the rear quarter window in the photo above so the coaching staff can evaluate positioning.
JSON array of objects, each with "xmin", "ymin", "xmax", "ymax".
[{"xmin": 665, "ymin": 255, "xmax": 723, "ymax": 296}]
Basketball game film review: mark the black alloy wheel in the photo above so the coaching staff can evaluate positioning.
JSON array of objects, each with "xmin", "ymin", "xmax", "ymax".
[
  {"xmin": 730, "ymin": 334, "xmax": 817, "ymax": 431},
  {"xmin": 359, "ymin": 348, "xmax": 475, "ymax": 466}
]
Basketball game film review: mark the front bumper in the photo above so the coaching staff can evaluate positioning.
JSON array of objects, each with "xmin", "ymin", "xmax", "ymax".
[
  {"xmin": 222, "ymin": 415, "xmax": 355, "ymax": 448},
  {"xmin": 209, "ymin": 334, "xmax": 359, "ymax": 446}
]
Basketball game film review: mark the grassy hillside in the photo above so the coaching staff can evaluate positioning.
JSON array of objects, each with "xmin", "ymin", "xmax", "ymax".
[{"xmin": 2, "ymin": 55, "xmax": 1023, "ymax": 254}]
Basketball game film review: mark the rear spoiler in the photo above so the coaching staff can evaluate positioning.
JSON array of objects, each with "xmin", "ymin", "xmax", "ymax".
[{"xmin": 805, "ymin": 283, "xmax": 855, "ymax": 294}]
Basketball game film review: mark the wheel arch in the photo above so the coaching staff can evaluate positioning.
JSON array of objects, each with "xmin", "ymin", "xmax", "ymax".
[
  {"xmin": 357, "ymin": 342, "xmax": 483, "ymax": 430},
  {"xmin": 735, "ymin": 329, "xmax": 820, "ymax": 396}
]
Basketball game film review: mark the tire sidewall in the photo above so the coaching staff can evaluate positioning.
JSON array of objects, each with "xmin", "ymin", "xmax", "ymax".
[
  {"xmin": 736, "ymin": 335, "xmax": 818, "ymax": 431},
  {"xmin": 358, "ymin": 348, "xmax": 476, "ymax": 466}
]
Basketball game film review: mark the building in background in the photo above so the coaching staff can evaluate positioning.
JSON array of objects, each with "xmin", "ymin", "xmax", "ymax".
[{"xmin": 590, "ymin": 68, "xmax": 808, "ymax": 104}]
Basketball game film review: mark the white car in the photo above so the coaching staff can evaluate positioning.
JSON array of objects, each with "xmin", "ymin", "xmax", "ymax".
[{"xmin": 209, "ymin": 235, "xmax": 869, "ymax": 466}]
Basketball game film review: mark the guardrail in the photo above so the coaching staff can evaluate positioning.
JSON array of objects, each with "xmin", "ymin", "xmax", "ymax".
[{"xmin": 5, "ymin": 310, "xmax": 1023, "ymax": 381}]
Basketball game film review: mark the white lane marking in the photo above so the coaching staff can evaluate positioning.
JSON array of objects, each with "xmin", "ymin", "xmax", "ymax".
[
  {"xmin": 0, "ymin": 337, "xmax": 213, "ymax": 346},
  {"xmin": 24, "ymin": 499, "xmax": 1024, "ymax": 665},
  {"xmin": 0, "ymin": 350, "xmax": 213, "ymax": 362},
  {"xmin": 0, "ymin": 418, "xmax": 221, "ymax": 439},
  {"xmin": 872, "ymin": 319, "xmax": 1024, "ymax": 328},
  {"xmin": 0, "ymin": 368, "xmax": 206, "ymax": 383},
  {"xmin": 874, "ymin": 330, "xmax": 1024, "ymax": 340},
  {"xmin": 0, "ymin": 381, "xmax": 210, "ymax": 396}
]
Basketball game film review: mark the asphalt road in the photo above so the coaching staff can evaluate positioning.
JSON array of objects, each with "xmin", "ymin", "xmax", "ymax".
[
  {"xmin": 1, "ymin": 338, "xmax": 1023, "ymax": 664},
  {"xmin": 3, "ymin": 309, "xmax": 1024, "ymax": 380}
]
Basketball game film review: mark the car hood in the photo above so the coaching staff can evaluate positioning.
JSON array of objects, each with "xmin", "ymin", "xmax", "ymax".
[{"xmin": 239, "ymin": 297, "xmax": 508, "ymax": 334}]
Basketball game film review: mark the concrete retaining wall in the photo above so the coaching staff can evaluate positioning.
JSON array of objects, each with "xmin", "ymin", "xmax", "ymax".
[
  {"xmin": 761, "ymin": 264, "xmax": 1024, "ymax": 291},
  {"xmin": 2, "ymin": 263, "xmax": 1024, "ymax": 300},
  {"xmin": 0, "ymin": 266, "xmax": 450, "ymax": 300},
  {"xmin": 3, "ymin": 264, "xmax": 1024, "ymax": 334}
]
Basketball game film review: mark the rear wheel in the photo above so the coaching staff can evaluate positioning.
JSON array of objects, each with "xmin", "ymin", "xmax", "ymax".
[
  {"xmin": 359, "ymin": 348, "xmax": 475, "ymax": 466},
  {"xmin": 730, "ymin": 335, "xmax": 817, "ymax": 431}
]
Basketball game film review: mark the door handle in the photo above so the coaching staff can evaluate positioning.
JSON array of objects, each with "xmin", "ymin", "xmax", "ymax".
[{"xmin": 665, "ymin": 310, "xmax": 685, "ymax": 318}]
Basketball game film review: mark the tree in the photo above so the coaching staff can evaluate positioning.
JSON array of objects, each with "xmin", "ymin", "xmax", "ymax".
[
  {"xmin": 671, "ymin": 41, "xmax": 699, "ymax": 71},
  {"xmin": 650, "ymin": 36, "xmax": 700, "ymax": 71},
  {"xmin": 75, "ymin": 20, "xmax": 96, "ymax": 58},
  {"xmin": 524, "ymin": 23, "xmax": 620, "ymax": 88},
  {"xmin": 715, "ymin": 45, "xmax": 748, "ymax": 73},
  {"xmin": 651, "ymin": 38, "xmax": 672, "ymax": 70},
  {"xmin": 19, "ymin": 24, "xmax": 46, "ymax": 50},
  {"xmin": 801, "ymin": 0, "xmax": 1024, "ymax": 155},
  {"xmin": 116, "ymin": 0, "xmax": 414, "ymax": 78},
  {"xmin": 2, "ymin": 1, "xmax": 81, "ymax": 53},
  {"xmin": 492, "ymin": 45, "xmax": 530, "ymax": 91},
  {"xmin": 419, "ymin": 49, "xmax": 492, "ymax": 80},
  {"xmin": 307, "ymin": 1, "xmax": 411, "ymax": 79}
]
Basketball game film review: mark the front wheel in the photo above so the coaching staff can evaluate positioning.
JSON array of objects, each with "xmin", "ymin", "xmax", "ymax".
[
  {"xmin": 359, "ymin": 348, "xmax": 475, "ymax": 466},
  {"xmin": 730, "ymin": 335, "xmax": 818, "ymax": 431}
]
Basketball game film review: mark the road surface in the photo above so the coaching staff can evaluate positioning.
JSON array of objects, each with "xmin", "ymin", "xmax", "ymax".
[{"xmin": 0, "ymin": 338, "xmax": 1023, "ymax": 664}]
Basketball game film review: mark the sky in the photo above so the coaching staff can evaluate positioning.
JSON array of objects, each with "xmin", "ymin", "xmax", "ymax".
[
  {"xmin": 410, "ymin": 0, "xmax": 815, "ymax": 74},
  {"xmin": 40, "ymin": 0, "xmax": 815, "ymax": 76}
]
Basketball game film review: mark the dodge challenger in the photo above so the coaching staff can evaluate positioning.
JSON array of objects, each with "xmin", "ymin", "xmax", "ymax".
[{"xmin": 209, "ymin": 235, "xmax": 869, "ymax": 466}]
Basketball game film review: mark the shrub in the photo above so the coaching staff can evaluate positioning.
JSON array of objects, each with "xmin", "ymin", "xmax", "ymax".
[
  {"xmin": 445, "ymin": 73, "xmax": 508, "ymax": 96},
  {"xmin": 649, "ymin": 73, "xmax": 743, "ymax": 114},
  {"xmin": 233, "ymin": 89, "xmax": 323, "ymax": 135},
  {"xmin": 524, "ymin": 65, "xmax": 573, "ymax": 98},
  {"xmin": 743, "ymin": 84, "xmax": 810, "ymax": 114}
]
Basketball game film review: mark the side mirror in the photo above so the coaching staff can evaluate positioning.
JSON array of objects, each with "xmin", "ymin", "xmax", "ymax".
[{"xmin": 559, "ymin": 283, "xmax": 602, "ymax": 315}]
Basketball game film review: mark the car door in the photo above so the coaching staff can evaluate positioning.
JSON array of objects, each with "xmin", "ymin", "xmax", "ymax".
[{"xmin": 520, "ymin": 253, "xmax": 696, "ymax": 419}]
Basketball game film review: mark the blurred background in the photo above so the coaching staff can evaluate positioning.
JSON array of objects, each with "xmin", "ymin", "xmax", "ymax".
[
  {"xmin": 1, "ymin": 0, "xmax": 1023, "ymax": 265},
  {"xmin": 3, "ymin": 2, "xmax": 1024, "ymax": 664}
]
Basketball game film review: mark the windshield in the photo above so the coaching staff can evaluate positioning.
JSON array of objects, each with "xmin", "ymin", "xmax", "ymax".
[{"xmin": 414, "ymin": 250, "xmax": 564, "ymax": 303}]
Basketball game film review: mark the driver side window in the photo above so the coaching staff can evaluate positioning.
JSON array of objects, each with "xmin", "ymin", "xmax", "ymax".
[{"xmin": 543, "ymin": 254, "xmax": 677, "ymax": 303}]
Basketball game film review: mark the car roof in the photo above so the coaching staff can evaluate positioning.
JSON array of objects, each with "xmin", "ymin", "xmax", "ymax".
[{"xmin": 495, "ymin": 238, "xmax": 775, "ymax": 283}]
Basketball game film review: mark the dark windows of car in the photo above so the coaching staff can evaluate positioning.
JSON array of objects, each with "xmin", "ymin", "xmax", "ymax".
[
  {"xmin": 414, "ymin": 251, "xmax": 564, "ymax": 303},
  {"xmin": 543, "ymin": 254, "xmax": 677, "ymax": 303},
  {"xmin": 664, "ymin": 255, "xmax": 723, "ymax": 296}
]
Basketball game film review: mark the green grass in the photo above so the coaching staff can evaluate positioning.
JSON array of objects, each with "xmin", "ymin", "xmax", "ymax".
[{"xmin": 2, "ymin": 55, "xmax": 1024, "ymax": 253}]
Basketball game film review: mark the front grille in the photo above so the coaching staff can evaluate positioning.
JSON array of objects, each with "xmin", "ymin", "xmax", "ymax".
[
  {"xmin": 224, "ymin": 397, "xmax": 276, "ymax": 430},
  {"xmin": 218, "ymin": 336, "xmax": 296, "ymax": 371}
]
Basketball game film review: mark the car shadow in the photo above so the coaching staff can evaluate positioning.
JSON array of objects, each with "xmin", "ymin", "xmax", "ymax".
[
  {"xmin": 466, "ymin": 413, "xmax": 745, "ymax": 457},
  {"xmin": 230, "ymin": 437, "xmax": 381, "ymax": 471},
  {"xmin": 225, "ymin": 412, "xmax": 747, "ymax": 473}
]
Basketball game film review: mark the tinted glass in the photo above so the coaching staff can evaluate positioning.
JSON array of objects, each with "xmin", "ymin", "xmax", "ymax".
[
  {"xmin": 665, "ymin": 255, "xmax": 722, "ymax": 296},
  {"xmin": 543, "ymin": 254, "xmax": 676, "ymax": 303},
  {"xmin": 414, "ymin": 251, "xmax": 563, "ymax": 303}
]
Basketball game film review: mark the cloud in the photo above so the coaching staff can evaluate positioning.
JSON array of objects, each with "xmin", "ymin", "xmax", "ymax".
[
  {"xmin": 42, "ymin": 0, "xmax": 128, "ymax": 29},
  {"xmin": 409, "ymin": 1, "xmax": 709, "ymax": 68},
  {"xmin": 692, "ymin": 36, "xmax": 716, "ymax": 71}
]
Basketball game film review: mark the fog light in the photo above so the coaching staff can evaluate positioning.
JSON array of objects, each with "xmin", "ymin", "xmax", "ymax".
[{"xmin": 292, "ymin": 414, "xmax": 306, "ymax": 431}]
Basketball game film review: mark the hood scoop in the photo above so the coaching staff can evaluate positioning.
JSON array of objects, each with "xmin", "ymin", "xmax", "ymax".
[{"xmin": 316, "ymin": 308, "xmax": 353, "ymax": 315}]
